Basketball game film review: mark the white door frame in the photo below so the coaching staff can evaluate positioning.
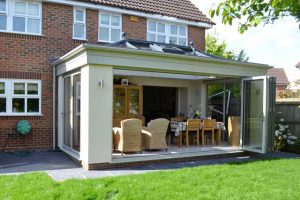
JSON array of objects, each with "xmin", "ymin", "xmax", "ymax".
[{"xmin": 240, "ymin": 76, "xmax": 269, "ymax": 153}]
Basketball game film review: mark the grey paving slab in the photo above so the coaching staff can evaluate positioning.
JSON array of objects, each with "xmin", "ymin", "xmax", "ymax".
[{"xmin": 0, "ymin": 151, "xmax": 299, "ymax": 181}]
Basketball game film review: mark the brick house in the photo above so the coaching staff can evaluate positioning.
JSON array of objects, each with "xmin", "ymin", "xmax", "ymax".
[{"xmin": 1, "ymin": 0, "xmax": 275, "ymax": 169}]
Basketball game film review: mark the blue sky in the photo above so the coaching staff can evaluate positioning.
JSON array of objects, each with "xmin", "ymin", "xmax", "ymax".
[{"xmin": 191, "ymin": 0, "xmax": 300, "ymax": 81}]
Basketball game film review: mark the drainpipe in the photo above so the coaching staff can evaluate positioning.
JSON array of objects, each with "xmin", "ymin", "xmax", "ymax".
[{"xmin": 52, "ymin": 65, "xmax": 56, "ymax": 150}]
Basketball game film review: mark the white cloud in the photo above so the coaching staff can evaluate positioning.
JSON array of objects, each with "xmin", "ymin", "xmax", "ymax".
[{"xmin": 191, "ymin": 0, "xmax": 300, "ymax": 81}]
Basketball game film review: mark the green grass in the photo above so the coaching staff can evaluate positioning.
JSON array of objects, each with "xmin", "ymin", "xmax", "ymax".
[{"xmin": 1, "ymin": 159, "xmax": 300, "ymax": 200}]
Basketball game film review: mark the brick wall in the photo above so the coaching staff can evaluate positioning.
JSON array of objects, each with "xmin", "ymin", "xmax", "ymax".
[
  {"xmin": 122, "ymin": 15, "xmax": 147, "ymax": 40},
  {"xmin": 0, "ymin": 2, "xmax": 207, "ymax": 152},
  {"xmin": 188, "ymin": 26, "xmax": 206, "ymax": 51}
]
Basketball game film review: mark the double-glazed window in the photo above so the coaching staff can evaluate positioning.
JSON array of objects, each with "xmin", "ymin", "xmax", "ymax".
[
  {"xmin": 0, "ymin": 79, "xmax": 41, "ymax": 115},
  {"xmin": 0, "ymin": 0, "xmax": 7, "ymax": 31},
  {"xmin": 73, "ymin": 7, "xmax": 86, "ymax": 40},
  {"xmin": 147, "ymin": 21, "xmax": 188, "ymax": 46},
  {"xmin": 0, "ymin": 0, "xmax": 42, "ymax": 35},
  {"xmin": 99, "ymin": 13, "xmax": 121, "ymax": 43}
]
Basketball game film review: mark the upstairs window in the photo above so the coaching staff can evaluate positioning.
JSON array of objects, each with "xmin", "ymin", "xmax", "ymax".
[
  {"xmin": 13, "ymin": 1, "xmax": 41, "ymax": 34},
  {"xmin": 73, "ymin": 7, "xmax": 86, "ymax": 40},
  {"xmin": 99, "ymin": 13, "xmax": 121, "ymax": 43},
  {"xmin": 0, "ymin": 0, "xmax": 7, "ymax": 31},
  {"xmin": 0, "ymin": 0, "xmax": 41, "ymax": 35},
  {"xmin": 147, "ymin": 20, "xmax": 188, "ymax": 46}
]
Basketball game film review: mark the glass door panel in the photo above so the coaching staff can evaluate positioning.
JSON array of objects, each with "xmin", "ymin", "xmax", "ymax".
[
  {"xmin": 64, "ymin": 77, "xmax": 71, "ymax": 147},
  {"xmin": 207, "ymin": 83, "xmax": 224, "ymax": 122},
  {"xmin": 113, "ymin": 87, "xmax": 126, "ymax": 116},
  {"xmin": 128, "ymin": 87, "xmax": 140, "ymax": 115},
  {"xmin": 72, "ymin": 74, "xmax": 81, "ymax": 152},
  {"xmin": 242, "ymin": 77, "xmax": 266, "ymax": 153}
]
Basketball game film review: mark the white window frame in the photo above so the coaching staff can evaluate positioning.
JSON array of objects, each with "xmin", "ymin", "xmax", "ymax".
[
  {"xmin": 73, "ymin": 7, "xmax": 86, "ymax": 40},
  {"xmin": 0, "ymin": 79, "xmax": 42, "ymax": 116},
  {"xmin": 98, "ymin": 12, "xmax": 122, "ymax": 43},
  {"xmin": 0, "ymin": 0, "xmax": 42, "ymax": 35},
  {"xmin": 147, "ymin": 20, "xmax": 188, "ymax": 46},
  {"xmin": 0, "ymin": 0, "xmax": 8, "ymax": 31}
]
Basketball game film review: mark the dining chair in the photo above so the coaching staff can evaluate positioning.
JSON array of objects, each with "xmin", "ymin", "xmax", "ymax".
[
  {"xmin": 183, "ymin": 119, "xmax": 201, "ymax": 147},
  {"xmin": 201, "ymin": 119, "xmax": 216, "ymax": 145}
]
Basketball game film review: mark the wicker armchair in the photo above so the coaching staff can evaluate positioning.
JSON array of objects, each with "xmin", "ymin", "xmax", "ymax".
[
  {"xmin": 141, "ymin": 118, "xmax": 169, "ymax": 151},
  {"xmin": 113, "ymin": 118, "xmax": 142, "ymax": 155}
]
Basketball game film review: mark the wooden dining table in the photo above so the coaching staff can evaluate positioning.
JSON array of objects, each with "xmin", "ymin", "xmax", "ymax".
[{"xmin": 169, "ymin": 120, "xmax": 226, "ymax": 147}]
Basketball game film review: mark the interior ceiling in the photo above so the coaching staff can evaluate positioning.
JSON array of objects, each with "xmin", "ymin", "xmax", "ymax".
[{"xmin": 113, "ymin": 69, "xmax": 217, "ymax": 80}]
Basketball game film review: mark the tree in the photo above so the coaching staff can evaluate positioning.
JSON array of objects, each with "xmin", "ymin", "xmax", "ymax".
[
  {"xmin": 205, "ymin": 32, "xmax": 249, "ymax": 61},
  {"xmin": 210, "ymin": 0, "xmax": 300, "ymax": 33}
]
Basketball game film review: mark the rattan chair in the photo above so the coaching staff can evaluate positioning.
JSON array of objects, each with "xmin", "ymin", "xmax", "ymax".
[
  {"xmin": 113, "ymin": 118, "xmax": 142, "ymax": 155},
  {"xmin": 141, "ymin": 118, "xmax": 169, "ymax": 151},
  {"xmin": 201, "ymin": 119, "xmax": 216, "ymax": 145}
]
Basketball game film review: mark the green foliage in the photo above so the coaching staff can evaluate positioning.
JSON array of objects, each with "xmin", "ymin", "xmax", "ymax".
[
  {"xmin": 205, "ymin": 32, "xmax": 249, "ymax": 61},
  {"xmin": 210, "ymin": 0, "xmax": 300, "ymax": 33},
  {"xmin": 1, "ymin": 159, "xmax": 300, "ymax": 199}
]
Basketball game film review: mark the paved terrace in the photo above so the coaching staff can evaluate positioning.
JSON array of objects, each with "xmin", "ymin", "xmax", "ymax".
[{"xmin": 0, "ymin": 151, "xmax": 299, "ymax": 181}]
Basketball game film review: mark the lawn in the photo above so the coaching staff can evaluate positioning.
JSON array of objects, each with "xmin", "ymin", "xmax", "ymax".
[{"xmin": 0, "ymin": 159, "xmax": 299, "ymax": 200}]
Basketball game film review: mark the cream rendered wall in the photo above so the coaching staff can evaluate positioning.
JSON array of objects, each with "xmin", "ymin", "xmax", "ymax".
[
  {"xmin": 115, "ymin": 76, "xmax": 204, "ymax": 117},
  {"xmin": 81, "ymin": 65, "xmax": 113, "ymax": 165}
]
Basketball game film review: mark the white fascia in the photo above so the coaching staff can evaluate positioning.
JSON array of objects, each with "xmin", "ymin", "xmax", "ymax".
[{"xmin": 43, "ymin": 0, "xmax": 213, "ymax": 29}]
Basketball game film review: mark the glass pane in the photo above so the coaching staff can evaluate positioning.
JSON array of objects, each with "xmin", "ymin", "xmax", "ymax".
[
  {"xmin": 27, "ymin": 83, "xmax": 38, "ymax": 95},
  {"xmin": 73, "ymin": 74, "xmax": 81, "ymax": 152},
  {"xmin": 148, "ymin": 21, "xmax": 156, "ymax": 32},
  {"xmin": 14, "ymin": 2, "xmax": 26, "ymax": 14},
  {"xmin": 0, "ymin": 15, "xmax": 6, "ymax": 30},
  {"xmin": 178, "ymin": 38, "xmax": 187, "ymax": 46},
  {"xmin": 114, "ymin": 87, "xmax": 126, "ymax": 115},
  {"xmin": 99, "ymin": 27, "xmax": 109, "ymax": 41},
  {"xmin": 111, "ymin": 15, "xmax": 120, "ymax": 26},
  {"xmin": 179, "ymin": 26, "xmax": 186, "ymax": 36},
  {"xmin": 243, "ymin": 79, "xmax": 264, "ymax": 151},
  {"xmin": 74, "ymin": 23, "xmax": 84, "ymax": 38},
  {"xmin": 0, "ymin": 98, "xmax": 5, "ymax": 112},
  {"xmin": 129, "ymin": 88, "xmax": 140, "ymax": 115},
  {"xmin": 27, "ymin": 98, "xmax": 39, "ymax": 113},
  {"xmin": 28, "ymin": 3, "xmax": 39, "ymax": 16},
  {"xmin": 100, "ymin": 14, "xmax": 109, "ymax": 25},
  {"xmin": 157, "ymin": 23, "xmax": 165, "ymax": 33},
  {"xmin": 207, "ymin": 83, "xmax": 224, "ymax": 121},
  {"xmin": 12, "ymin": 98, "xmax": 24, "ymax": 113},
  {"xmin": 111, "ymin": 28, "xmax": 120, "ymax": 42},
  {"xmin": 170, "ymin": 25, "xmax": 178, "ymax": 35},
  {"xmin": 157, "ymin": 35, "xmax": 165, "ymax": 43},
  {"xmin": 27, "ymin": 18, "xmax": 40, "ymax": 34},
  {"xmin": 147, "ymin": 34, "xmax": 155, "ymax": 42},
  {"xmin": 169, "ymin": 37, "xmax": 177, "ymax": 45},
  {"xmin": 0, "ymin": 0, "xmax": 5, "ymax": 12},
  {"xmin": 0, "ymin": 82, "xmax": 4, "ymax": 94},
  {"xmin": 75, "ymin": 10, "xmax": 84, "ymax": 22},
  {"xmin": 64, "ymin": 77, "xmax": 71, "ymax": 147},
  {"xmin": 13, "ymin": 17, "xmax": 25, "ymax": 32},
  {"xmin": 14, "ymin": 83, "xmax": 25, "ymax": 94}
]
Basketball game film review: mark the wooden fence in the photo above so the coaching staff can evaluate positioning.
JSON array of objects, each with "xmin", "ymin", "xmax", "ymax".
[{"xmin": 275, "ymin": 98, "xmax": 300, "ymax": 138}]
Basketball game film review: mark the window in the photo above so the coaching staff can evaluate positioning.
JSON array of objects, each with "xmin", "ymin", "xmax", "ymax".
[
  {"xmin": 73, "ymin": 7, "xmax": 86, "ymax": 40},
  {"xmin": 147, "ymin": 20, "xmax": 188, "ymax": 46},
  {"xmin": 0, "ymin": 79, "xmax": 41, "ymax": 115},
  {"xmin": 0, "ymin": 0, "xmax": 7, "ymax": 31},
  {"xmin": 0, "ymin": 0, "xmax": 41, "ymax": 35},
  {"xmin": 99, "ymin": 13, "xmax": 121, "ymax": 43}
]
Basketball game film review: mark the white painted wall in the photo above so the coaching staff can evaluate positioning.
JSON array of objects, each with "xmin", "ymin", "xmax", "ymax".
[{"xmin": 81, "ymin": 65, "xmax": 113, "ymax": 165}]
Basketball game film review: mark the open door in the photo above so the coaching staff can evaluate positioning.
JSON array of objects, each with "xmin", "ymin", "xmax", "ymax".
[{"xmin": 241, "ymin": 76, "xmax": 275, "ymax": 153}]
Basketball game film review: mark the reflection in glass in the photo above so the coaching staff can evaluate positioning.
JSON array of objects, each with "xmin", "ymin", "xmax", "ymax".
[
  {"xmin": 12, "ymin": 98, "xmax": 24, "ymax": 112},
  {"xmin": 114, "ymin": 87, "xmax": 126, "ymax": 115},
  {"xmin": 0, "ymin": 98, "xmax": 6, "ymax": 112},
  {"xmin": 129, "ymin": 88, "xmax": 140, "ymax": 115},
  {"xmin": 27, "ymin": 83, "xmax": 38, "ymax": 95},
  {"xmin": 14, "ymin": 83, "xmax": 25, "ymax": 94},
  {"xmin": 27, "ymin": 98, "xmax": 39, "ymax": 112}
]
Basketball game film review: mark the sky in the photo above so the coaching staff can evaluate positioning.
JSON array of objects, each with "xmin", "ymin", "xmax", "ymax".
[{"xmin": 191, "ymin": 0, "xmax": 300, "ymax": 82}]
